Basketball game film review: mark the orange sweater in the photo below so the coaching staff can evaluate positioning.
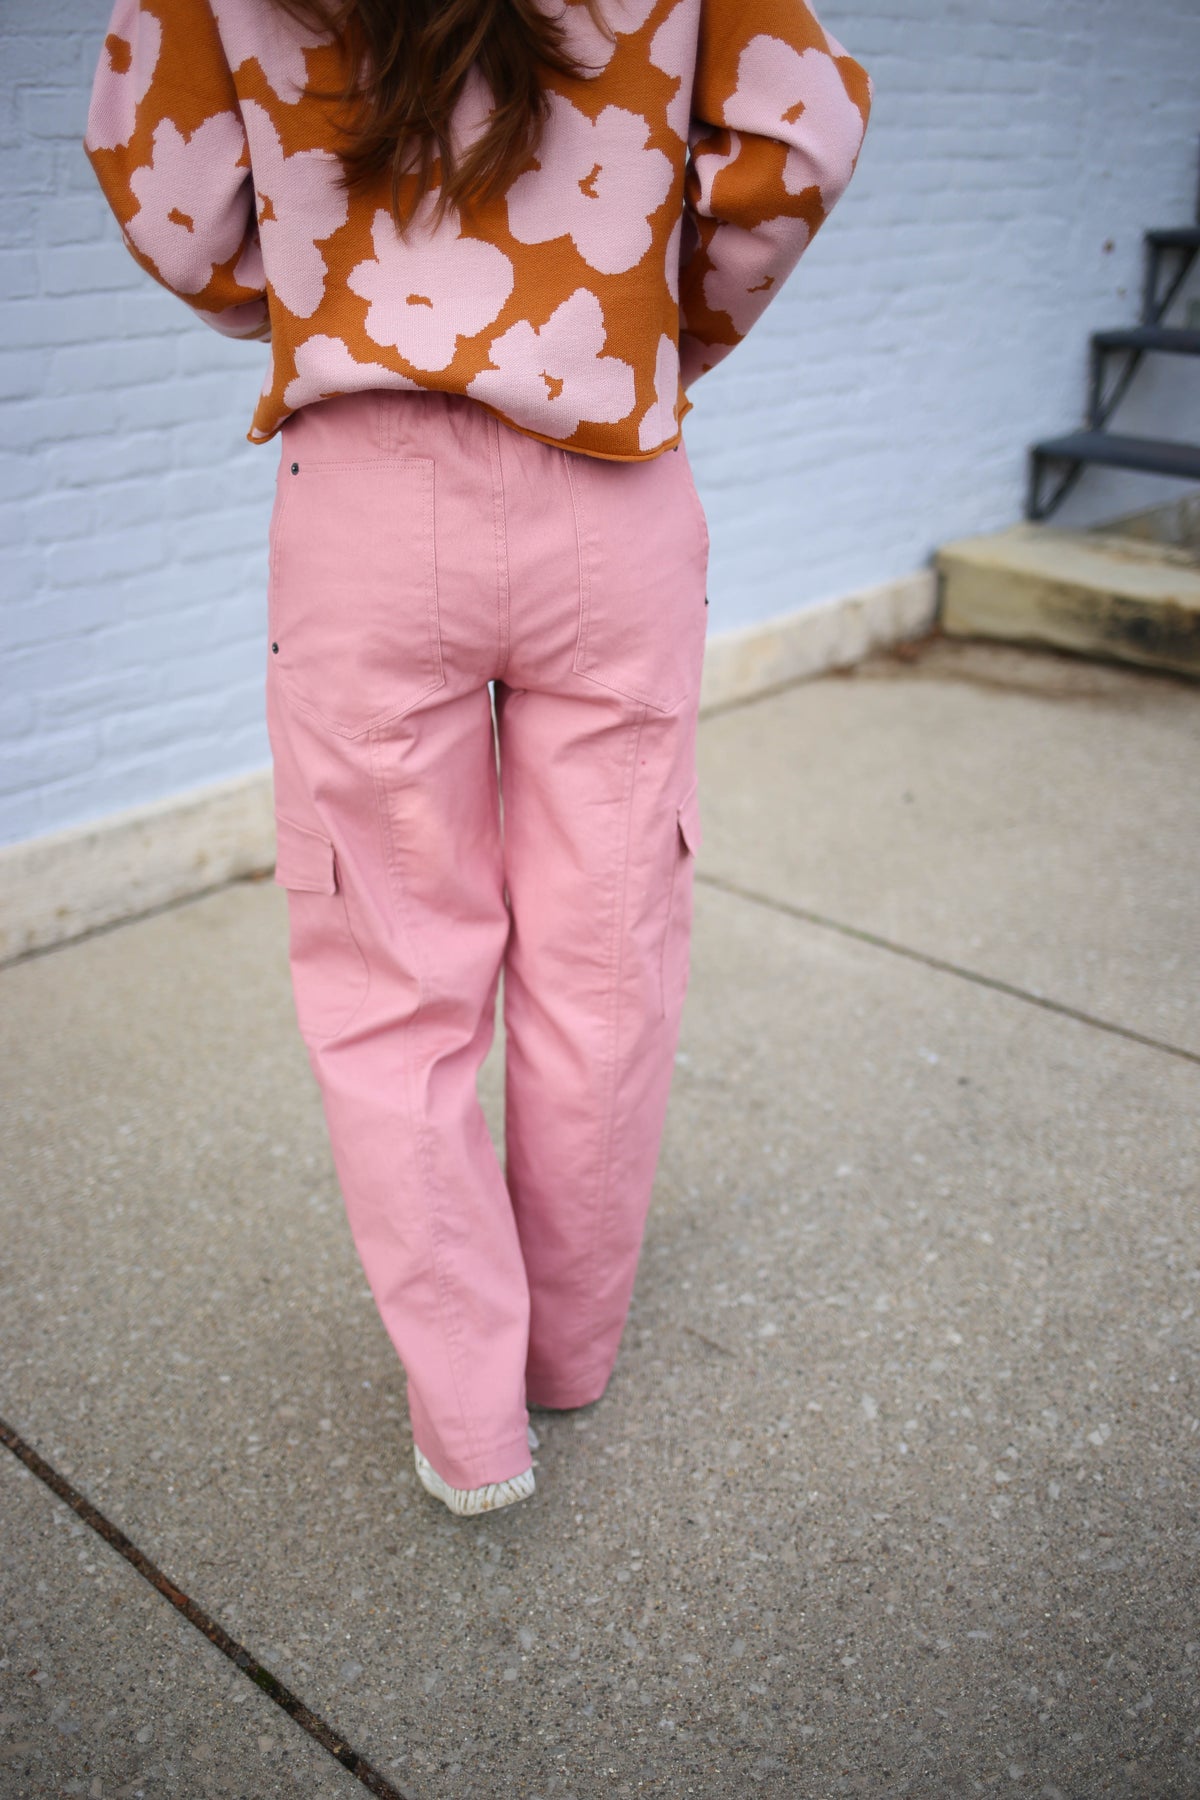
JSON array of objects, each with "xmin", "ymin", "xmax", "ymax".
[{"xmin": 85, "ymin": 0, "xmax": 872, "ymax": 459}]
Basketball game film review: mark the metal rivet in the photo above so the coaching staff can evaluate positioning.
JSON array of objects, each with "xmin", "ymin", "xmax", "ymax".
[
  {"xmin": 290, "ymin": 461, "xmax": 299, "ymax": 474},
  {"xmin": 271, "ymin": 642, "xmax": 279, "ymax": 653}
]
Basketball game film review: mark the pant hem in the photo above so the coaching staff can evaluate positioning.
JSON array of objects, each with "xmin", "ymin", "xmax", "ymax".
[
  {"xmin": 525, "ymin": 1369, "xmax": 610, "ymax": 1411},
  {"xmin": 413, "ymin": 1428, "xmax": 533, "ymax": 1493}
]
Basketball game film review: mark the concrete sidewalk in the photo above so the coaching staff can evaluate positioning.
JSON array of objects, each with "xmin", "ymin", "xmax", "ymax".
[{"xmin": 1, "ymin": 634, "xmax": 1198, "ymax": 1800}]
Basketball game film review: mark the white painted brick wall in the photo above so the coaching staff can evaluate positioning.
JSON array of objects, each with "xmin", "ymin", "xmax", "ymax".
[
  {"xmin": 2, "ymin": 0, "xmax": 1199, "ymax": 848},
  {"xmin": 687, "ymin": 0, "xmax": 1200, "ymax": 629},
  {"xmin": 2, "ymin": 0, "xmax": 276, "ymax": 848}
]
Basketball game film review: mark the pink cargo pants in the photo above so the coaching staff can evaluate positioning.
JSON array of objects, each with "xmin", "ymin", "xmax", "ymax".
[{"xmin": 264, "ymin": 387, "xmax": 708, "ymax": 1491}]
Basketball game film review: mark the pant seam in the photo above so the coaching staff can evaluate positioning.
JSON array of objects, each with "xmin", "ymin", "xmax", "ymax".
[
  {"xmin": 489, "ymin": 415, "xmax": 511, "ymax": 680},
  {"xmin": 658, "ymin": 809, "xmax": 682, "ymax": 1022},
  {"xmin": 368, "ymin": 724, "xmax": 485, "ymax": 1474},
  {"xmin": 579, "ymin": 702, "xmax": 647, "ymax": 1361},
  {"xmin": 563, "ymin": 448, "xmax": 589, "ymax": 677}
]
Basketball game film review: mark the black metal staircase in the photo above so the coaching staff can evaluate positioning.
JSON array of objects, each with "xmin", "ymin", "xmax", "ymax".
[{"xmin": 1026, "ymin": 180, "xmax": 1200, "ymax": 521}]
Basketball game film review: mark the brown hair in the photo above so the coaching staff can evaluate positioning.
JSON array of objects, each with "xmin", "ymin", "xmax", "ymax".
[{"xmin": 266, "ymin": 0, "xmax": 614, "ymax": 233}]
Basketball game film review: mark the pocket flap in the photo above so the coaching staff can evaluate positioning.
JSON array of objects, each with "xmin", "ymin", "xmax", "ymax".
[
  {"xmin": 273, "ymin": 814, "xmax": 338, "ymax": 895},
  {"xmin": 677, "ymin": 781, "xmax": 702, "ymax": 857}
]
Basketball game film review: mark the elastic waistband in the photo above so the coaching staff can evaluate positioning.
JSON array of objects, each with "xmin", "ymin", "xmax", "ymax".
[{"xmin": 278, "ymin": 385, "xmax": 512, "ymax": 467}]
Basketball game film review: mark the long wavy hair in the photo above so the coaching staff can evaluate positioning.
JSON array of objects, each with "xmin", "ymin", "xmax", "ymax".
[{"xmin": 266, "ymin": 0, "xmax": 614, "ymax": 232}]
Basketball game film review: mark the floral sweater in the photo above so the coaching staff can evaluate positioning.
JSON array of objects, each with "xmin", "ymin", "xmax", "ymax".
[{"xmin": 85, "ymin": 0, "xmax": 872, "ymax": 459}]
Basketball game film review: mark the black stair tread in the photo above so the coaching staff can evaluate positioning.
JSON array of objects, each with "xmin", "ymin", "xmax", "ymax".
[
  {"xmin": 1032, "ymin": 430, "xmax": 1200, "ymax": 480},
  {"xmin": 1145, "ymin": 225, "xmax": 1200, "ymax": 249},
  {"xmin": 1092, "ymin": 325, "xmax": 1200, "ymax": 355}
]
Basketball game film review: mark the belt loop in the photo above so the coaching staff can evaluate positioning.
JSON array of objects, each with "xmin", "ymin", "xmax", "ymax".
[{"xmin": 377, "ymin": 390, "xmax": 391, "ymax": 456}]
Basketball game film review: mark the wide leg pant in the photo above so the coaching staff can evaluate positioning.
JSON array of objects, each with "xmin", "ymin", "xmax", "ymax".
[{"xmin": 264, "ymin": 387, "xmax": 709, "ymax": 1491}]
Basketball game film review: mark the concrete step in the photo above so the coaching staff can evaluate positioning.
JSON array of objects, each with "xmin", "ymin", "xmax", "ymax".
[{"xmin": 936, "ymin": 521, "xmax": 1200, "ymax": 678}]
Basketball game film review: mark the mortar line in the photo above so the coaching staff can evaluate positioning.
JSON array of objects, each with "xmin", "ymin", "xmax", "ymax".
[
  {"xmin": 697, "ymin": 871, "xmax": 1200, "ymax": 1068},
  {"xmin": 0, "ymin": 1413, "xmax": 413, "ymax": 1800}
]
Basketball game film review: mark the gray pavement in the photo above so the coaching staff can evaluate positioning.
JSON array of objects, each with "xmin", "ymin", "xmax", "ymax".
[{"xmin": 1, "ymin": 633, "xmax": 1198, "ymax": 1799}]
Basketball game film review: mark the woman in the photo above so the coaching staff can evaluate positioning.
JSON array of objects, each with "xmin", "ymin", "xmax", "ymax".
[{"xmin": 85, "ymin": 0, "xmax": 872, "ymax": 1517}]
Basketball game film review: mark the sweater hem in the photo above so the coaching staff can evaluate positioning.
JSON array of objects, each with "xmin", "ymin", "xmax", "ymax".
[{"xmin": 246, "ymin": 390, "xmax": 688, "ymax": 463}]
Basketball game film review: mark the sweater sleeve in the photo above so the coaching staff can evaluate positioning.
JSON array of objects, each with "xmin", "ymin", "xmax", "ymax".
[
  {"xmin": 679, "ymin": 0, "xmax": 872, "ymax": 388},
  {"xmin": 84, "ymin": 0, "xmax": 270, "ymax": 341}
]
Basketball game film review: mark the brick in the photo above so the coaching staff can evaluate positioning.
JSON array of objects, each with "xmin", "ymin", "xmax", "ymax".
[
  {"xmin": 20, "ymin": 488, "xmax": 98, "ymax": 544},
  {"xmin": 0, "ymin": 391, "xmax": 121, "ymax": 453},
  {"xmin": 0, "ymin": 349, "xmax": 52, "ymax": 403},
  {"xmin": 0, "ymin": 450, "xmax": 46, "ymax": 503},
  {"xmin": 0, "ymin": 197, "xmax": 41, "ymax": 248},
  {"xmin": 3, "ymin": 292, "xmax": 125, "ymax": 349},
  {"xmin": 38, "ymin": 666, "xmax": 163, "ymax": 730},
  {"xmin": 37, "ymin": 238, "xmax": 134, "ymax": 296},
  {"xmin": 0, "ymin": 246, "xmax": 38, "ymax": 300},
  {"xmin": 0, "ymin": 725, "xmax": 97, "ymax": 799},
  {"xmin": 158, "ymin": 640, "xmax": 261, "ymax": 702},
  {"xmin": 38, "ymin": 194, "xmax": 110, "ymax": 248},
  {"xmin": 43, "ymin": 429, "xmax": 173, "ymax": 489},
  {"xmin": 2, "ymin": 36, "xmax": 75, "ymax": 85},
  {"xmin": 1, "ymin": 589, "xmax": 117, "ymax": 656},
  {"xmin": 48, "ymin": 335, "xmax": 179, "ymax": 397},
  {"xmin": 58, "ymin": 141, "xmax": 113, "ymax": 195},
  {"xmin": 99, "ymin": 689, "xmax": 239, "ymax": 757},
  {"xmin": 0, "ymin": 142, "xmax": 56, "ymax": 196},
  {"xmin": 45, "ymin": 524, "xmax": 166, "ymax": 590},
  {"xmin": 116, "ymin": 285, "xmax": 198, "ymax": 336},
  {"xmin": 14, "ymin": 84, "xmax": 90, "ymax": 141},
  {"xmin": 6, "ymin": 633, "xmax": 98, "ymax": 692},
  {"xmin": 93, "ymin": 606, "xmax": 229, "ymax": 668},
  {"xmin": 0, "ymin": 692, "xmax": 36, "ymax": 740},
  {"xmin": 0, "ymin": 790, "xmax": 45, "ymax": 849}
]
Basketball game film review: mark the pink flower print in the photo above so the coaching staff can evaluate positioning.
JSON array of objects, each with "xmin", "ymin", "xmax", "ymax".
[
  {"xmin": 194, "ymin": 296, "xmax": 270, "ymax": 338},
  {"xmin": 233, "ymin": 226, "xmax": 265, "ymax": 294},
  {"xmin": 447, "ymin": 64, "xmax": 495, "ymax": 164},
  {"xmin": 687, "ymin": 124, "xmax": 742, "ymax": 219},
  {"xmin": 241, "ymin": 99, "xmax": 348, "ymax": 317},
  {"xmin": 125, "ymin": 112, "xmax": 252, "ymax": 295},
  {"xmin": 552, "ymin": 0, "xmax": 662, "ymax": 72},
  {"xmin": 467, "ymin": 288, "xmax": 636, "ymax": 439},
  {"xmin": 210, "ymin": 0, "xmax": 330, "ymax": 104},
  {"xmin": 282, "ymin": 333, "xmax": 417, "ymax": 409},
  {"xmin": 702, "ymin": 217, "xmax": 808, "ymax": 335},
  {"xmin": 664, "ymin": 211, "xmax": 682, "ymax": 304},
  {"xmin": 506, "ymin": 97, "xmax": 673, "ymax": 277},
  {"xmin": 731, "ymin": 36, "xmax": 867, "ymax": 206},
  {"xmin": 607, "ymin": 0, "xmax": 662, "ymax": 35},
  {"xmin": 649, "ymin": 0, "xmax": 699, "ymax": 142},
  {"xmin": 554, "ymin": 2, "xmax": 615, "ymax": 73},
  {"xmin": 348, "ymin": 195, "xmax": 515, "ymax": 373},
  {"xmin": 637, "ymin": 333, "xmax": 681, "ymax": 452},
  {"xmin": 85, "ymin": 0, "xmax": 162, "ymax": 153}
]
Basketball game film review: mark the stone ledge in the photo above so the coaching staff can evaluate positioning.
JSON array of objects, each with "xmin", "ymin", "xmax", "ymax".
[
  {"xmin": 0, "ymin": 771, "xmax": 277, "ymax": 966},
  {"xmin": 937, "ymin": 521, "xmax": 1200, "ymax": 678},
  {"xmin": 698, "ymin": 569, "xmax": 936, "ymax": 713}
]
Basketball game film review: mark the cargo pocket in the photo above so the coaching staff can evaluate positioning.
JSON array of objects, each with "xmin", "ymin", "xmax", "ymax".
[
  {"xmin": 273, "ymin": 814, "xmax": 370, "ymax": 1044},
  {"xmin": 659, "ymin": 778, "xmax": 703, "ymax": 1019}
]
